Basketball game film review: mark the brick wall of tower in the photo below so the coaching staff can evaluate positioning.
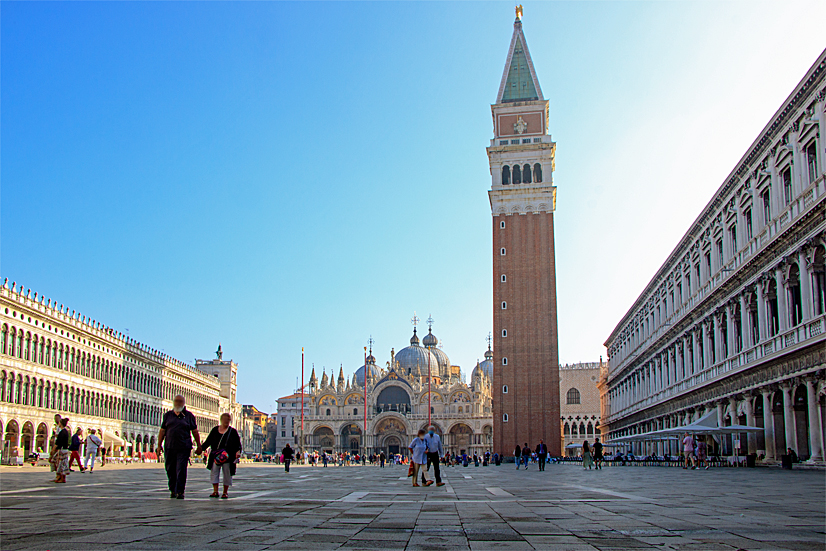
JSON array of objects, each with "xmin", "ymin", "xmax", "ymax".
[{"xmin": 492, "ymin": 210, "xmax": 561, "ymax": 457}]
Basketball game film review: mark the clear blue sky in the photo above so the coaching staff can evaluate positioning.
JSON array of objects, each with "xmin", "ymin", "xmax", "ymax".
[{"xmin": 2, "ymin": 2, "xmax": 824, "ymax": 412}]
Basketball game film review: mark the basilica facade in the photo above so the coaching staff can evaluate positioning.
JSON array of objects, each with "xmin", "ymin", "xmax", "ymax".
[{"xmin": 302, "ymin": 323, "xmax": 493, "ymax": 458}]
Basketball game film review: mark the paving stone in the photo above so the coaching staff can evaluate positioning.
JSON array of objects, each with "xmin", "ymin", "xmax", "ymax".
[{"xmin": 0, "ymin": 462, "xmax": 823, "ymax": 551}]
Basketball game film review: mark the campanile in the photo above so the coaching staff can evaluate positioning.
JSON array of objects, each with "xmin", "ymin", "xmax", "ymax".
[{"xmin": 488, "ymin": 7, "xmax": 561, "ymax": 457}]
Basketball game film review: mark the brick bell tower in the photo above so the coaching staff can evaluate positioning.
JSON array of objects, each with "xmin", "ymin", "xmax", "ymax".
[{"xmin": 489, "ymin": 6, "xmax": 561, "ymax": 457}]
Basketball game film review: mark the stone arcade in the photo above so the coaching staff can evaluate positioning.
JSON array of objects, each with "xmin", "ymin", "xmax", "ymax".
[{"xmin": 600, "ymin": 51, "xmax": 826, "ymax": 463}]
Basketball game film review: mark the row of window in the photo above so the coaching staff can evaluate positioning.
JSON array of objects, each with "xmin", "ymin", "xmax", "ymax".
[
  {"xmin": 611, "ymin": 140, "xmax": 820, "ymax": 360},
  {"xmin": 499, "ymin": 137, "xmax": 544, "ymax": 146},
  {"xmin": 0, "ymin": 324, "xmax": 219, "ymax": 412},
  {"xmin": 0, "ymin": 371, "xmax": 162, "ymax": 426},
  {"xmin": 610, "ymin": 257, "xmax": 826, "ymax": 412},
  {"xmin": 501, "ymin": 163, "xmax": 543, "ymax": 185}
]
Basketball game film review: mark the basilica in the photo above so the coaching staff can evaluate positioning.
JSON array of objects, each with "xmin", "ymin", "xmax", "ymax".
[{"xmin": 302, "ymin": 322, "xmax": 493, "ymax": 458}]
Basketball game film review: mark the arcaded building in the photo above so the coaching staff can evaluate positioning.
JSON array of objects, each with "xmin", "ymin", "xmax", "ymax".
[
  {"xmin": 489, "ymin": 8, "xmax": 561, "ymax": 456},
  {"xmin": 601, "ymin": 51, "xmax": 826, "ymax": 462},
  {"xmin": 302, "ymin": 322, "xmax": 492, "ymax": 458},
  {"xmin": 0, "ymin": 281, "xmax": 223, "ymax": 462}
]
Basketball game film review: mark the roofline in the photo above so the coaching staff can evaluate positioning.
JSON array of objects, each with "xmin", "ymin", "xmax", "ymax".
[{"xmin": 604, "ymin": 48, "xmax": 826, "ymax": 347}]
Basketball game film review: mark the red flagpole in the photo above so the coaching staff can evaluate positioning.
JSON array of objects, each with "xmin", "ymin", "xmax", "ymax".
[
  {"xmin": 301, "ymin": 348, "xmax": 304, "ymax": 452},
  {"xmin": 427, "ymin": 350, "xmax": 431, "ymax": 427},
  {"xmin": 363, "ymin": 347, "xmax": 367, "ymax": 455}
]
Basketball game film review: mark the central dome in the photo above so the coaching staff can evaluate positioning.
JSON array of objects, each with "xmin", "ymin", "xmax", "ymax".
[{"xmin": 394, "ymin": 328, "xmax": 439, "ymax": 377}]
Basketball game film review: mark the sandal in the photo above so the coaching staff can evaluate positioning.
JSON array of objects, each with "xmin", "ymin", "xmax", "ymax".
[
  {"xmin": 209, "ymin": 492, "xmax": 219, "ymax": 498},
  {"xmin": 221, "ymin": 494, "xmax": 228, "ymax": 499}
]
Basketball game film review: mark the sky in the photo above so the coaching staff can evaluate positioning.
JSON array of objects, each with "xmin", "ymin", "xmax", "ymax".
[{"xmin": 2, "ymin": 1, "xmax": 825, "ymax": 412}]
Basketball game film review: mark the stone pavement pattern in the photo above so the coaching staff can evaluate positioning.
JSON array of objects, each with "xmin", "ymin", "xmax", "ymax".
[{"xmin": 1, "ymin": 462, "xmax": 824, "ymax": 550}]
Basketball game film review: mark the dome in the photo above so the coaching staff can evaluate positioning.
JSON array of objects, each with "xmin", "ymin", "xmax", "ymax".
[
  {"xmin": 354, "ymin": 363, "xmax": 381, "ymax": 386},
  {"xmin": 422, "ymin": 328, "xmax": 450, "ymax": 376},
  {"xmin": 472, "ymin": 362, "xmax": 484, "ymax": 380},
  {"xmin": 395, "ymin": 329, "xmax": 439, "ymax": 377},
  {"xmin": 480, "ymin": 347, "xmax": 494, "ymax": 378},
  {"xmin": 431, "ymin": 347, "xmax": 451, "ymax": 377}
]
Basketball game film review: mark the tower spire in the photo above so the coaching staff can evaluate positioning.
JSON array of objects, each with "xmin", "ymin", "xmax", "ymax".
[{"xmin": 496, "ymin": 8, "xmax": 543, "ymax": 104}]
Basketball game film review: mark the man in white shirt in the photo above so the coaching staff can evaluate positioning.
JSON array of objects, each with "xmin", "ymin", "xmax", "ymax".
[
  {"xmin": 84, "ymin": 429, "xmax": 103, "ymax": 473},
  {"xmin": 682, "ymin": 433, "xmax": 696, "ymax": 470},
  {"xmin": 423, "ymin": 426, "xmax": 445, "ymax": 487}
]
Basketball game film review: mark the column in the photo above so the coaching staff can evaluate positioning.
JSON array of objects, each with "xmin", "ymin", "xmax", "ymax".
[
  {"xmin": 756, "ymin": 280, "xmax": 767, "ymax": 343},
  {"xmin": 799, "ymin": 249, "xmax": 813, "ymax": 322},
  {"xmin": 744, "ymin": 395, "xmax": 757, "ymax": 454},
  {"xmin": 805, "ymin": 378, "xmax": 824, "ymax": 461},
  {"xmin": 739, "ymin": 293, "xmax": 750, "ymax": 350},
  {"xmin": 775, "ymin": 267, "xmax": 789, "ymax": 332},
  {"xmin": 713, "ymin": 314, "xmax": 721, "ymax": 364},
  {"xmin": 728, "ymin": 396, "xmax": 739, "ymax": 455},
  {"xmin": 701, "ymin": 322, "xmax": 710, "ymax": 368},
  {"xmin": 761, "ymin": 389, "xmax": 776, "ymax": 461},
  {"xmin": 692, "ymin": 328, "xmax": 701, "ymax": 374},
  {"xmin": 725, "ymin": 303, "xmax": 734, "ymax": 358},
  {"xmin": 781, "ymin": 382, "xmax": 797, "ymax": 453},
  {"xmin": 678, "ymin": 338, "xmax": 686, "ymax": 380}
]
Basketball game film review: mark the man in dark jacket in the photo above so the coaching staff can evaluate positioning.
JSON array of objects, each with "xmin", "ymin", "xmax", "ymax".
[
  {"xmin": 158, "ymin": 395, "xmax": 202, "ymax": 499},
  {"xmin": 282, "ymin": 443, "xmax": 295, "ymax": 472},
  {"xmin": 521, "ymin": 444, "xmax": 531, "ymax": 470},
  {"xmin": 535, "ymin": 440, "xmax": 548, "ymax": 471}
]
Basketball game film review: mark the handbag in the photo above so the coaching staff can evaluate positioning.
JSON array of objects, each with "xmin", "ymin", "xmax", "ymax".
[{"xmin": 213, "ymin": 428, "xmax": 232, "ymax": 466}]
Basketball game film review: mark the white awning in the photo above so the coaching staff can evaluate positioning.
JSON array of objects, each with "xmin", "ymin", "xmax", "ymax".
[{"xmin": 103, "ymin": 432, "xmax": 125, "ymax": 446}]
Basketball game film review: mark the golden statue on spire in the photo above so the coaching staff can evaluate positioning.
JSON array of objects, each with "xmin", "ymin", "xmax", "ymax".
[{"xmin": 515, "ymin": 5, "xmax": 523, "ymax": 20}]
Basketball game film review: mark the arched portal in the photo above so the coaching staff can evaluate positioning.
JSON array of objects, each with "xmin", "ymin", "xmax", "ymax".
[
  {"xmin": 20, "ymin": 421, "xmax": 34, "ymax": 458},
  {"xmin": 341, "ymin": 423, "xmax": 362, "ymax": 453},
  {"xmin": 35, "ymin": 423, "xmax": 49, "ymax": 454},
  {"xmin": 313, "ymin": 426, "xmax": 335, "ymax": 451},
  {"xmin": 449, "ymin": 423, "xmax": 473, "ymax": 456},
  {"xmin": 3, "ymin": 420, "xmax": 20, "ymax": 464},
  {"xmin": 375, "ymin": 417, "xmax": 408, "ymax": 457}
]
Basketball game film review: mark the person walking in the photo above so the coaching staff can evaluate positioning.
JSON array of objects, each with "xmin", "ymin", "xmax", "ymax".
[
  {"xmin": 593, "ymin": 437, "xmax": 604, "ymax": 470},
  {"xmin": 100, "ymin": 446, "xmax": 108, "ymax": 467},
  {"xmin": 582, "ymin": 440, "xmax": 594, "ymax": 470},
  {"xmin": 409, "ymin": 429, "xmax": 432, "ymax": 487},
  {"xmin": 535, "ymin": 440, "xmax": 548, "ymax": 471},
  {"xmin": 202, "ymin": 413, "xmax": 242, "ymax": 499},
  {"xmin": 682, "ymin": 433, "xmax": 696, "ymax": 470},
  {"xmin": 423, "ymin": 426, "xmax": 445, "ymax": 487},
  {"xmin": 83, "ymin": 429, "xmax": 103, "ymax": 473},
  {"xmin": 158, "ymin": 395, "xmax": 202, "ymax": 499},
  {"xmin": 68, "ymin": 428, "xmax": 84, "ymax": 472},
  {"xmin": 521, "ymin": 443, "xmax": 531, "ymax": 470},
  {"xmin": 379, "ymin": 451, "xmax": 386, "ymax": 468},
  {"xmin": 282, "ymin": 443, "xmax": 294, "ymax": 472},
  {"xmin": 513, "ymin": 444, "xmax": 522, "ymax": 470},
  {"xmin": 52, "ymin": 417, "xmax": 71, "ymax": 483},
  {"xmin": 696, "ymin": 438, "xmax": 708, "ymax": 470}
]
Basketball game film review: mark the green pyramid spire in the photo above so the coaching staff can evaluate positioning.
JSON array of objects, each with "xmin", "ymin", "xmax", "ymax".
[{"xmin": 502, "ymin": 37, "xmax": 539, "ymax": 103}]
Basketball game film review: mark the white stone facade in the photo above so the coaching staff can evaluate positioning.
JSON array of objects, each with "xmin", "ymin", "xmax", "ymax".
[
  {"xmin": 560, "ymin": 362, "xmax": 602, "ymax": 455},
  {"xmin": 0, "ymin": 281, "xmax": 222, "ymax": 463},
  {"xmin": 302, "ymin": 327, "xmax": 493, "ymax": 458},
  {"xmin": 601, "ymin": 51, "xmax": 826, "ymax": 462}
]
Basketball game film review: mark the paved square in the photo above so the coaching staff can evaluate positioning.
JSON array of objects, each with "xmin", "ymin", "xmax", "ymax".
[{"xmin": 1, "ymin": 462, "xmax": 824, "ymax": 550}]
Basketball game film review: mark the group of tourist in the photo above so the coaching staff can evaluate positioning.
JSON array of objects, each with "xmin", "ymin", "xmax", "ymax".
[
  {"xmin": 513, "ymin": 439, "xmax": 562, "ymax": 470},
  {"xmin": 48, "ymin": 414, "xmax": 106, "ymax": 482}
]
